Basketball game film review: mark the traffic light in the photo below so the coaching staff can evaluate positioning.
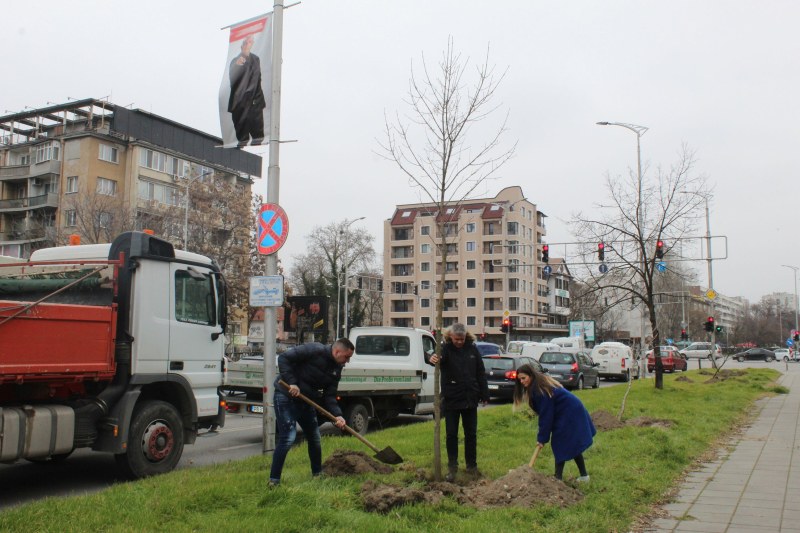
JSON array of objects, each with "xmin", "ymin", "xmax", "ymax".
[
  {"xmin": 377, "ymin": 280, "xmax": 383, "ymax": 292},
  {"xmin": 794, "ymin": 332, "xmax": 799, "ymax": 342},
  {"xmin": 479, "ymin": 332, "xmax": 487, "ymax": 340},
  {"xmin": 357, "ymin": 276, "xmax": 363, "ymax": 289},
  {"xmin": 413, "ymin": 285, "xmax": 418, "ymax": 295},
  {"xmin": 704, "ymin": 316, "xmax": 715, "ymax": 332},
  {"xmin": 681, "ymin": 329, "xmax": 688, "ymax": 341},
  {"xmin": 508, "ymin": 319, "xmax": 514, "ymax": 334},
  {"xmin": 501, "ymin": 317, "xmax": 510, "ymax": 333},
  {"xmin": 541, "ymin": 244, "xmax": 549, "ymax": 263},
  {"xmin": 656, "ymin": 240, "xmax": 665, "ymax": 259},
  {"xmin": 715, "ymin": 325, "xmax": 723, "ymax": 333},
  {"xmin": 598, "ymin": 242, "xmax": 605, "ymax": 261}
]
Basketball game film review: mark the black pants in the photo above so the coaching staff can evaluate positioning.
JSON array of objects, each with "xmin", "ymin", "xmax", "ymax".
[
  {"xmin": 555, "ymin": 453, "xmax": 587, "ymax": 480},
  {"xmin": 232, "ymin": 107, "xmax": 265, "ymax": 144},
  {"xmin": 444, "ymin": 407, "xmax": 478, "ymax": 468}
]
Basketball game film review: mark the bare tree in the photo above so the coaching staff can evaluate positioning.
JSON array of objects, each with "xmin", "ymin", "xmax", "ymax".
[
  {"xmin": 570, "ymin": 144, "xmax": 708, "ymax": 390},
  {"xmin": 378, "ymin": 37, "xmax": 516, "ymax": 480}
]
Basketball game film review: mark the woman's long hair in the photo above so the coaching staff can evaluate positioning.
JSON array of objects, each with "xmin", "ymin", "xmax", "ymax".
[{"xmin": 512, "ymin": 363, "xmax": 563, "ymax": 410}]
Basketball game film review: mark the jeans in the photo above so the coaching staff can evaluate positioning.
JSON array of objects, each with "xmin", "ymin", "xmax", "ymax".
[
  {"xmin": 444, "ymin": 407, "xmax": 478, "ymax": 469},
  {"xmin": 269, "ymin": 392, "xmax": 322, "ymax": 483}
]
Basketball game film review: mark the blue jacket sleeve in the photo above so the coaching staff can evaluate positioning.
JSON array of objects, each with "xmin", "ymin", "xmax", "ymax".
[{"xmin": 535, "ymin": 392, "xmax": 555, "ymax": 445}]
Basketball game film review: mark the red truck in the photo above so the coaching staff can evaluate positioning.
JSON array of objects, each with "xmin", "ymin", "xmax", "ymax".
[{"xmin": 0, "ymin": 232, "xmax": 226, "ymax": 478}]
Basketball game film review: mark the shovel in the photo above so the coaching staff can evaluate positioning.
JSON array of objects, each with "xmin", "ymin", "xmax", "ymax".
[
  {"xmin": 528, "ymin": 444, "xmax": 544, "ymax": 468},
  {"xmin": 278, "ymin": 380, "xmax": 403, "ymax": 465}
]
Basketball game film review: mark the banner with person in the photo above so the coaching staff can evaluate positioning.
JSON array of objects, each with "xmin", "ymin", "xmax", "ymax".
[{"xmin": 219, "ymin": 13, "xmax": 272, "ymax": 148}]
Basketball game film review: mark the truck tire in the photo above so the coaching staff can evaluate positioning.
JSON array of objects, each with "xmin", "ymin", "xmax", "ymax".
[
  {"xmin": 115, "ymin": 400, "xmax": 184, "ymax": 479},
  {"xmin": 344, "ymin": 403, "xmax": 369, "ymax": 435}
]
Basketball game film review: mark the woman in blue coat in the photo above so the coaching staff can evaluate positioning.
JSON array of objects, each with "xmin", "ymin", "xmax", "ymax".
[{"xmin": 513, "ymin": 363, "xmax": 595, "ymax": 481}]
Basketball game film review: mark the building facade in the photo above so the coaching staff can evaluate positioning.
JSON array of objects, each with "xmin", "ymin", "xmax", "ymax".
[{"xmin": 382, "ymin": 186, "xmax": 569, "ymax": 341}]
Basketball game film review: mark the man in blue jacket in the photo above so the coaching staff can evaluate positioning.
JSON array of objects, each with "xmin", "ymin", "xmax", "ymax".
[{"xmin": 269, "ymin": 338, "xmax": 355, "ymax": 486}]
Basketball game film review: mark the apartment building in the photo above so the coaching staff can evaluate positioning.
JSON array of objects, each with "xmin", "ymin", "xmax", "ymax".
[
  {"xmin": 0, "ymin": 98, "xmax": 260, "ymax": 257},
  {"xmin": 383, "ymin": 186, "xmax": 570, "ymax": 341}
]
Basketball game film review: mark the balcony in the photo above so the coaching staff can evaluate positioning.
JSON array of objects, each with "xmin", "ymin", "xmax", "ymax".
[
  {"xmin": 0, "ymin": 164, "xmax": 30, "ymax": 182},
  {"xmin": 0, "ymin": 193, "xmax": 59, "ymax": 213},
  {"xmin": 29, "ymin": 160, "xmax": 61, "ymax": 179},
  {"xmin": 0, "ymin": 227, "xmax": 47, "ymax": 242}
]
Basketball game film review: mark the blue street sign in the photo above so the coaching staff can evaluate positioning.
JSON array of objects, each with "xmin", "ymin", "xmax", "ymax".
[
  {"xmin": 666, "ymin": 338, "xmax": 673, "ymax": 344},
  {"xmin": 656, "ymin": 262, "xmax": 667, "ymax": 273},
  {"xmin": 599, "ymin": 263, "xmax": 608, "ymax": 274},
  {"xmin": 543, "ymin": 265, "xmax": 552, "ymax": 276},
  {"xmin": 788, "ymin": 339, "xmax": 794, "ymax": 347}
]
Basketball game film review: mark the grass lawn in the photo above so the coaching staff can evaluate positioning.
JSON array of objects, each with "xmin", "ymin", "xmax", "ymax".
[{"xmin": 0, "ymin": 368, "xmax": 783, "ymax": 532}]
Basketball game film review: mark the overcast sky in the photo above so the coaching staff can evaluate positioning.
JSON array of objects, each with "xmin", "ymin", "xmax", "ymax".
[{"xmin": 4, "ymin": 1, "xmax": 799, "ymax": 304}]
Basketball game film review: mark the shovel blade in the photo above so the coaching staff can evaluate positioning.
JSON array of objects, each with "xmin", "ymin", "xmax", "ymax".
[{"xmin": 374, "ymin": 446, "xmax": 403, "ymax": 465}]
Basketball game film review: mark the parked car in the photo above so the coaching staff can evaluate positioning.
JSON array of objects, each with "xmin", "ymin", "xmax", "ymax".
[
  {"xmin": 646, "ymin": 346, "xmax": 688, "ymax": 373},
  {"xmin": 538, "ymin": 351, "xmax": 600, "ymax": 390},
  {"xmin": 475, "ymin": 341, "xmax": 505, "ymax": 356},
  {"xmin": 774, "ymin": 348, "xmax": 793, "ymax": 362},
  {"xmin": 482, "ymin": 354, "xmax": 542, "ymax": 399},
  {"xmin": 680, "ymin": 342, "xmax": 722, "ymax": 360},
  {"xmin": 733, "ymin": 348, "xmax": 777, "ymax": 362},
  {"xmin": 590, "ymin": 341, "xmax": 640, "ymax": 381}
]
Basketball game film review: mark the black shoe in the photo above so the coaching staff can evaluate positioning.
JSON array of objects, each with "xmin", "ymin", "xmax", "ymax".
[{"xmin": 445, "ymin": 466, "xmax": 457, "ymax": 482}]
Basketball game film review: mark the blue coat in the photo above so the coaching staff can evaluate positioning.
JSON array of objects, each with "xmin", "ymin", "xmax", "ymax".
[{"xmin": 530, "ymin": 386, "xmax": 596, "ymax": 462}]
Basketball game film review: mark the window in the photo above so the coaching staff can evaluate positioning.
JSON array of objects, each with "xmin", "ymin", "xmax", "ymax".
[
  {"xmin": 420, "ymin": 225, "xmax": 430, "ymax": 236},
  {"xmin": 466, "ymin": 297, "xmax": 476, "ymax": 307},
  {"xmin": 421, "ymin": 317, "xmax": 430, "ymax": 327},
  {"xmin": 401, "ymin": 210, "xmax": 411, "ymax": 217},
  {"xmin": 465, "ymin": 223, "xmax": 475, "ymax": 233},
  {"xmin": 507, "ymin": 221, "xmax": 518, "ymax": 235},
  {"xmin": 421, "ymin": 298, "xmax": 430, "ymax": 308},
  {"xmin": 34, "ymin": 141, "xmax": 60, "ymax": 164},
  {"xmin": 421, "ymin": 243, "xmax": 431, "ymax": 254},
  {"xmin": 420, "ymin": 262, "xmax": 430, "ymax": 272},
  {"xmin": 466, "ymin": 260, "xmax": 476, "ymax": 270},
  {"xmin": 138, "ymin": 179, "xmax": 180, "ymax": 206},
  {"xmin": 465, "ymin": 241, "xmax": 476, "ymax": 252},
  {"xmin": 175, "ymin": 270, "xmax": 216, "ymax": 326},
  {"xmin": 353, "ymin": 335, "xmax": 411, "ymax": 356},
  {"xmin": 97, "ymin": 177, "xmax": 117, "ymax": 196},
  {"xmin": 420, "ymin": 280, "xmax": 430, "ymax": 290},
  {"xmin": 98, "ymin": 143, "xmax": 119, "ymax": 163},
  {"xmin": 466, "ymin": 316, "xmax": 477, "ymax": 326},
  {"xmin": 66, "ymin": 176, "xmax": 78, "ymax": 194},
  {"xmin": 97, "ymin": 211, "xmax": 112, "ymax": 228},
  {"xmin": 466, "ymin": 279, "xmax": 476, "ymax": 289},
  {"xmin": 65, "ymin": 209, "xmax": 77, "ymax": 227},
  {"xmin": 139, "ymin": 148, "xmax": 167, "ymax": 172}
]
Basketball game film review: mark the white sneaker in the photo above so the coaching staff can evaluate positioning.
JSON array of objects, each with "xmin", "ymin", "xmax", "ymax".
[{"xmin": 577, "ymin": 475, "xmax": 590, "ymax": 482}]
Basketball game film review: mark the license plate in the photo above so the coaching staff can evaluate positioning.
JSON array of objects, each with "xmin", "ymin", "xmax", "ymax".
[
  {"xmin": 248, "ymin": 405, "xmax": 264, "ymax": 414},
  {"xmin": 488, "ymin": 385, "xmax": 499, "ymax": 390}
]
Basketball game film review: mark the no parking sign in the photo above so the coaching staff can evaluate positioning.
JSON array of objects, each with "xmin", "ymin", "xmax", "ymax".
[{"xmin": 257, "ymin": 203, "xmax": 289, "ymax": 255}]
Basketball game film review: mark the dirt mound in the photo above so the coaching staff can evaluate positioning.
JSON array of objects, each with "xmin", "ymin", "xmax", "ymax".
[
  {"xmin": 361, "ymin": 466, "xmax": 583, "ymax": 513},
  {"xmin": 592, "ymin": 409, "xmax": 625, "ymax": 431},
  {"xmin": 675, "ymin": 376, "xmax": 693, "ymax": 382},
  {"xmin": 698, "ymin": 369, "xmax": 747, "ymax": 381},
  {"xmin": 323, "ymin": 450, "xmax": 393, "ymax": 476},
  {"xmin": 626, "ymin": 416, "xmax": 674, "ymax": 429}
]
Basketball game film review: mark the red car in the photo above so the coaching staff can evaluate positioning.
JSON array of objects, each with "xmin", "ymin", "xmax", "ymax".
[{"xmin": 646, "ymin": 346, "xmax": 688, "ymax": 373}]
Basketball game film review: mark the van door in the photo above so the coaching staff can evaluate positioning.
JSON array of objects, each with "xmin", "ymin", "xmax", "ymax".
[
  {"xmin": 416, "ymin": 334, "xmax": 437, "ymax": 414},
  {"xmin": 168, "ymin": 263, "xmax": 225, "ymax": 418}
]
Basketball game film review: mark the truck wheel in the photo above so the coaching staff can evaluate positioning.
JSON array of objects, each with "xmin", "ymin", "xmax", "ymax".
[
  {"xmin": 344, "ymin": 403, "xmax": 369, "ymax": 435},
  {"xmin": 115, "ymin": 400, "xmax": 184, "ymax": 479}
]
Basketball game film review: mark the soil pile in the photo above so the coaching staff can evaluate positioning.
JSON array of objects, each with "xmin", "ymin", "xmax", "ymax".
[
  {"xmin": 591, "ymin": 409, "xmax": 625, "ymax": 430},
  {"xmin": 323, "ymin": 450, "xmax": 393, "ymax": 476},
  {"xmin": 626, "ymin": 416, "xmax": 674, "ymax": 429},
  {"xmin": 361, "ymin": 466, "xmax": 583, "ymax": 513},
  {"xmin": 675, "ymin": 375, "xmax": 693, "ymax": 382}
]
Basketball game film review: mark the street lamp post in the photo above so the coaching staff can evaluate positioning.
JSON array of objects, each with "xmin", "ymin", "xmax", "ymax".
[
  {"xmin": 681, "ymin": 191, "xmax": 715, "ymax": 363},
  {"xmin": 173, "ymin": 169, "xmax": 214, "ymax": 249},
  {"xmin": 782, "ymin": 265, "xmax": 799, "ymax": 349},
  {"xmin": 337, "ymin": 217, "xmax": 365, "ymax": 339}
]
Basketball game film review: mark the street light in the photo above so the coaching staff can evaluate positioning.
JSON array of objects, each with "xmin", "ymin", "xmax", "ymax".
[
  {"xmin": 337, "ymin": 216, "xmax": 365, "ymax": 339},
  {"xmin": 782, "ymin": 265, "xmax": 799, "ymax": 348},
  {"xmin": 597, "ymin": 121, "xmax": 648, "ymax": 362},
  {"xmin": 173, "ymin": 169, "xmax": 214, "ymax": 249}
]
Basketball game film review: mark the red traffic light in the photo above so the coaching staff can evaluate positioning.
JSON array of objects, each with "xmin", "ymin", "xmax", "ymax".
[
  {"xmin": 656, "ymin": 239, "xmax": 665, "ymax": 259},
  {"xmin": 541, "ymin": 244, "xmax": 549, "ymax": 263},
  {"xmin": 598, "ymin": 242, "xmax": 605, "ymax": 261},
  {"xmin": 502, "ymin": 318, "xmax": 510, "ymax": 326}
]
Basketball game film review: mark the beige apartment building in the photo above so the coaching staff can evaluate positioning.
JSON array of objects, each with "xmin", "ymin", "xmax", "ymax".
[
  {"xmin": 383, "ymin": 186, "xmax": 571, "ymax": 342},
  {"xmin": 0, "ymin": 98, "xmax": 260, "ymax": 258}
]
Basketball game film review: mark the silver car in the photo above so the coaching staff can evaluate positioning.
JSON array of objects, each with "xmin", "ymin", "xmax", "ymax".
[{"xmin": 680, "ymin": 342, "xmax": 722, "ymax": 360}]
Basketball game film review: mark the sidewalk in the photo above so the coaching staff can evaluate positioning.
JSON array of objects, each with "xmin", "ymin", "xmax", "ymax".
[{"xmin": 645, "ymin": 364, "xmax": 800, "ymax": 532}]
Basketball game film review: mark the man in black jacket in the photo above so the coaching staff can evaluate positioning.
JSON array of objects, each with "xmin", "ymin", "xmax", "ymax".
[
  {"xmin": 428, "ymin": 323, "xmax": 489, "ymax": 481},
  {"xmin": 228, "ymin": 34, "xmax": 266, "ymax": 146},
  {"xmin": 269, "ymin": 338, "xmax": 355, "ymax": 486}
]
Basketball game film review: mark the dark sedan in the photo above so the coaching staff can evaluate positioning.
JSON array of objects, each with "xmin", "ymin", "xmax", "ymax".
[
  {"xmin": 734, "ymin": 348, "xmax": 777, "ymax": 362},
  {"xmin": 539, "ymin": 351, "xmax": 600, "ymax": 390},
  {"xmin": 475, "ymin": 342, "xmax": 506, "ymax": 356},
  {"xmin": 483, "ymin": 355, "xmax": 542, "ymax": 400}
]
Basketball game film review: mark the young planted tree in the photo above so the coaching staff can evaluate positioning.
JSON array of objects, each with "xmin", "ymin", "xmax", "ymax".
[
  {"xmin": 571, "ymin": 144, "xmax": 708, "ymax": 391},
  {"xmin": 378, "ymin": 38, "xmax": 515, "ymax": 480}
]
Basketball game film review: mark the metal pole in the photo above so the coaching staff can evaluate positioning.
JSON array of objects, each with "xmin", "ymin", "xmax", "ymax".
[
  {"xmin": 782, "ymin": 265, "xmax": 800, "ymax": 349},
  {"xmin": 263, "ymin": 0, "xmax": 284, "ymax": 454},
  {"xmin": 183, "ymin": 182, "xmax": 189, "ymax": 248},
  {"xmin": 705, "ymin": 197, "xmax": 716, "ymax": 365}
]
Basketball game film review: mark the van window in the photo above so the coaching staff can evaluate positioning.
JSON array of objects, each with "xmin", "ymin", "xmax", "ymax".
[{"xmin": 355, "ymin": 335, "xmax": 411, "ymax": 356}]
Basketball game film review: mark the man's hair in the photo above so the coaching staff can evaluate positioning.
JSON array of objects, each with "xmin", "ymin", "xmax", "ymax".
[
  {"xmin": 333, "ymin": 338, "xmax": 355, "ymax": 351},
  {"xmin": 448, "ymin": 323, "xmax": 467, "ymax": 337}
]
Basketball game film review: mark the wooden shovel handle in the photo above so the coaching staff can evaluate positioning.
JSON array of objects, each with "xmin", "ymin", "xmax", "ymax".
[
  {"xmin": 529, "ymin": 445, "xmax": 543, "ymax": 467},
  {"xmin": 277, "ymin": 379, "xmax": 380, "ymax": 453}
]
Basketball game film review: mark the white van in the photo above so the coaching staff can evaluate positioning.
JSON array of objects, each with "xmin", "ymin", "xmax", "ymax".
[
  {"xmin": 507, "ymin": 341, "xmax": 536, "ymax": 355},
  {"xmin": 550, "ymin": 336, "xmax": 586, "ymax": 354},
  {"xmin": 521, "ymin": 342, "xmax": 561, "ymax": 361},
  {"xmin": 590, "ymin": 342, "xmax": 639, "ymax": 381}
]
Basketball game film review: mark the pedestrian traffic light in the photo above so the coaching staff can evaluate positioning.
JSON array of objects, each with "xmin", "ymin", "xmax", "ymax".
[
  {"xmin": 508, "ymin": 319, "xmax": 514, "ymax": 334},
  {"xmin": 705, "ymin": 316, "xmax": 714, "ymax": 332},
  {"xmin": 598, "ymin": 242, "xmax": 605, "ymax": 261},
  {"xmin": 541, "ymin": 244, "xmax": 549, "ymax": 263},
  {"xmin": 413, "ymin": 285, "xmax": 418, "ymax": 296},
  {"xmin": 501, "ymin": 317, "xmax": 510, "ymax": 333},
  {"xmin": 715, "ymin": 325, "xmax": 723, "ymax": 333},
  {"xmin": 681, "ymin": 329, "xmax": 688, "ymax": 341},
  {"xmin": 656, "ymin": 240, "xmax": 665, "ymax": 259},
  {"xmin": 357, "ymin": 276, "xmax": 363, "ymax": 289}
]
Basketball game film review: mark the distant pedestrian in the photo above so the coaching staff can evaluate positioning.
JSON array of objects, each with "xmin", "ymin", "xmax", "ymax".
[
  {"xmin": 427, "ymin": 323, "xmax": 489, "ymax": 481},
  {"xmin": 513, "ymin": 363, "xmax": 595, "ymax": 482},
  {"xmin": 269, "ymin": 338, "xmax": 355, "ymax": 486}
]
